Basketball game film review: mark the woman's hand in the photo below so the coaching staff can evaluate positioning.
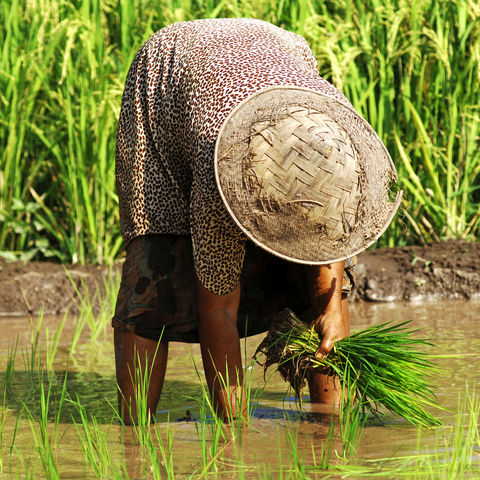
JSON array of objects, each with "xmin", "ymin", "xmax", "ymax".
[
  {"xmin": 305, "ymin": 261, "xmax": 350, "ymax": 357},
  {"xmin": 314, "ymin": 307, "xmax": 348, "ymax": 357}
]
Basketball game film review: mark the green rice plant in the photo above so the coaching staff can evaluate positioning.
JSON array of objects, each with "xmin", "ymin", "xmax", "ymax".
[
  {"xmin": 191, "ymin": 352, "xmax": 271, "ymax": 476},
  {"xmin": 70, "ymin": 396, "xmax": 128, "ymax": 479},
  {"xmin": 11, "ymin": 453, "xmax": 37, "ymax": 480},
  {"xmin": 242, "ymin": 322, "xmax": 266, "ymax": 423},
  {"xmin": 192, "ymin": 356, "xmax": 244, "ymax": 428},
  {"xmin": 0, "ymin": 338, "xmax": 19, "ymax": 473},
  {"xmin": 336, "ymin": 371, "xmax": 368, "ymax": 458},
  {"xmin": 45, "ymin": 311, "xmax": 68, "ymax": 371},
  {"xmin": 3, "ymin": 338, "xmax": 18, "ymax": 399},
  {"xmin": 1, "ymin": 0, "xmax": 479, "ymax": 261},
  {"xmin": 131, "ymin": 414, "xmax": 176, "ymax": 480},
  {"xmin": 67, "ymin": 269, "xmax": 120, "ymax": 346},
  {"xmin": 22, "ymin": 369, "xmax": 70, "ymax": 480},
  {"xmin": 112, "ymin": 341, "xmax": 177, "ymax": 479},
  {"xmin": 25, "ymin": 417, "xmax": 60, "ymax": 480},
  {"xmin": 122, "ymin": 349, "xmax": 157, "ymax": 439},
  {"xmin": 332, "ymin": 386, "xmax": 480, "ymax": 478},
  {"xmin": 194, "ymin": 392, "xmax": 229, "ymax": 476},
  {"xmin": 22, "ymin": 314, "xmax": 43, "ymax": 382},
  {"xmin": 261, "ymin": 424, "xmax": 322, "ymax": 480},
  {"xmin": 195, "ymin": 398, "xmax": 217, "ymax": 472},
  {"xmin": 192, "ymin": 359, "xmax": 229, "ymax": 474},
  {"xmin": 311, "ymin": 419, "xmax": 336, "ymax": 471},
  {"xmin": 152, "ymin": 419, "xmax": 176, "ymax": 480},
  {"xmin": 284, "ymin": 424, "xmax": 309, "ymax": 478},
  {"xmin": 255, "ymin": 310, "xmax": 442, "ymax": 428}
]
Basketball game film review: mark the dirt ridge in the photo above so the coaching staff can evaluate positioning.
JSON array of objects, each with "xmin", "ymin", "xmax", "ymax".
[{"xmin": 1, "ymin": 240, "xmax": 479, "ymax": 317}]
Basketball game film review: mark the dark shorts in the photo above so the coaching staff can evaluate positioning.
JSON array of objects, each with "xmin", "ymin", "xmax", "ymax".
[{"xmin": 112, "ymin": 235, "xmax": 356, "ymax": 343}]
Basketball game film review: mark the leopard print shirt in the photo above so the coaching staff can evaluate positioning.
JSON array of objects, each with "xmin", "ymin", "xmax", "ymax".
[{"xmin": 115, "ymin": 18, "xmax": 350, "ymax": 295}]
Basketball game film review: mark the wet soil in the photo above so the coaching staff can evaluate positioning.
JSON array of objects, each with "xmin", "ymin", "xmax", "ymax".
[
  {"xmin": 0, "ymin": 240, "xmax": 479, "ymax": 316},
  {"xmin": 351, "ymin": 239, "xmax": 480, "ymax": 302},
  {"xmin": 0, "ymin": 261, "xmax": 121, "ymax": 316}
]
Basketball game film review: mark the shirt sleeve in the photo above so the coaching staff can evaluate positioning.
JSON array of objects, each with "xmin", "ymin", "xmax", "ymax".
[{"xmin": 190, "ymin": 148, "xmax": 247, "ymax": 295}]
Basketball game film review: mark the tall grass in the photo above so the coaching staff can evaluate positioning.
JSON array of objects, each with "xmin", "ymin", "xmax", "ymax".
[
  {"xmin": 303, "ymin": 0, "xmax": 480, "ymax": 245},
  {"xmin": 0, "ymin": 0, "xmax": 479, "ymax": 264}
]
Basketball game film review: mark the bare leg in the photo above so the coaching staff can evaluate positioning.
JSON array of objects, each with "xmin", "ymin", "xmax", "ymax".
[
  {"xmin": 196, "ymin": 281, "xmax": 246, "ymax": 421},
  {"xmin": 308, "ymin": 295, "xmax": 350, "ymax": 404},
  {"xmin": 114, "ymin": 329, "xmax": 168, "ymax": 425}
]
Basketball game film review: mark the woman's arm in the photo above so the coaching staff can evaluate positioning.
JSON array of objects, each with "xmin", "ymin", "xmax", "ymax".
[
  {"xmin": 305, "ymin": 261, "xmax": 350, "ymax": 404},
  {"xmin": 305, "ymin": 261, "xmax": 350, "ymax": 355}
]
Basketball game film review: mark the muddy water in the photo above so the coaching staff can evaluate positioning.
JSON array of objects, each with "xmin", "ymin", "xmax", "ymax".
[{"xmin": 0, "ymin": 300, "xmax": 479, "ymax": 478}]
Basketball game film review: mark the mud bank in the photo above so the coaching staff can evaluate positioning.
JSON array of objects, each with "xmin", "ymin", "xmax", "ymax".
[
  {"xmin": 0, "ymin": 240, "xmax": 479, "ymax": 316},
  {"xmin": 351, "ymin": 240, "xmax": 480, "ymax": 302}
]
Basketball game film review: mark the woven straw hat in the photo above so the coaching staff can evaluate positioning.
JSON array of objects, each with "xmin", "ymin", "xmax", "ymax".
[{"xmin": 214, "ymin": 86, "xmax": 402, "ymax": 264}]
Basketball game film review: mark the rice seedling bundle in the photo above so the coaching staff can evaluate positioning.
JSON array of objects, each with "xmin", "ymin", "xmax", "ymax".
[{"xmin": 255, "ymin": 309, "xmax": 442, "ymax": 428}]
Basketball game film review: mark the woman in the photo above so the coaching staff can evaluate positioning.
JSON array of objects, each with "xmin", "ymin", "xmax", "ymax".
[{"xmin": 112, "ymin": 18, "xmax": 401, "ymax": 424}]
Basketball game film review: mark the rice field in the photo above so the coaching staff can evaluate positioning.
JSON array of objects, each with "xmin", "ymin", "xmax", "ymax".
[
  {"xmin": 0, "ymin": 275, "xmax": 479, "ymax": 479},
  {"xmin": 1, "ymin": 1, "xmax": 479, "ymax": 477},
  {"xmin": 1, "ymin": 0, "xmax": 479, "ymax": 264}
]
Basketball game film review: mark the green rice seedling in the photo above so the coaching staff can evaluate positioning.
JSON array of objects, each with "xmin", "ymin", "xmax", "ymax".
[
  {"xmin": 217, "ymin": 364, "xmax": 249, "ymax": 432},
  {"xmin": 0, "ymin": 338, "xmax": 20, "ymax": 473},
  {"xmin": 45, "ymin": 311, "xmax": 68, "ymax": 371},
  {"xmin": 255, "ymin": 309, "xmax": 442, "ymax": 428},
  {"xmin": 195, "ymin": 398, "xmax": 214, "ymax": 472},
  {"xmin": 152, "ymin": 418, "xmax": 175, "ymax": 480},
  {"xmin": 194, "ymin": 394, "xmax": 230, "ymax": 477},
  {"xmin": 284, "ymin": 424, "xmax": 309, "ymax": 478},
  {"xmin": 25, "ymin": 414, "xmax": 60, "ymax": 480},
  {"xmin": 22, "ymin": 313, "xmax": 43, "ymax": 381},
  {"xmin": 113, "ymin": 343, "xmax": 177, "ymax": 479},
  {"xmin": 125, "ymin": 351, "xmax": 155, "ymax": 440},
  {"xmin": 10, "ymin": 452, "xmax": 37, "ymax": 480},
  {"xmin": 130, "ymin": 413, "xmax": 175, "ymax": 480},
  {"xmin": 242, "ymin": 322, "xmax": 266, "ymax": 423},
  {"xmin": 332, "ymin": 386, "xmax": 480, "ymax": 478},
  {"xmin": 266, "ymin": 423, "xmax": 324, "ymax": 480},
  {"xmin": 311, "ymin": 418, "xmax": 336, "ymax": 471},
  {"xmin": 22, "ymin": 369, "xmax": 70, "ymax": 480},
  {"xmin": 194, "ymin": 333, "xmax": 262, "ymax": 432},
  {"xmin": 305, "ymin": 376, "xmax": 366, "ymax": 472},
  {"xmin": 192, "ymin": 359, "xmax": 228, "ymax": 473},
  {"xmin": 66, "ymin": 269, "xmax": 120, "ymax": 345},
  {"xmin": 337, "ymin": 372, "xmax": 367, "ymax": 458},
  {"xmin": 8, "ymin": 401, "xmax": 26, "ymax": 468},
  {"xmin": 117, "ymin": 337, "xmax": 165, "ymax": 443},
  {"xmin": 70, "ymin": 396, "xmax": 128, "ymax": 479},
  {"xmin": 4, "ymin": 338, "xmax": 18, "ymax": 389}
]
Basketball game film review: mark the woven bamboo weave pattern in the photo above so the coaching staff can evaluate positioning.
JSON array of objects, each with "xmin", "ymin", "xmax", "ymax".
[
  {"xmin": 215, "ymin": 86, "xmax": 402, "ymax": 264},
  {"xmin": 247, "ymin": 108, "xmax": 361, "ymax": 237}
]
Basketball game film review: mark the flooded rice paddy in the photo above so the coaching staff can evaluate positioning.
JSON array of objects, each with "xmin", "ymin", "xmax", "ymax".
[{"xmin": 0, "ymin": 298, "xmax": 479, "ymax": 478}]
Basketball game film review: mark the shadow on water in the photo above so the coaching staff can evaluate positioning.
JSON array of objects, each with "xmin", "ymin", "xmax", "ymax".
[
  {"xmin": 1, "ymin": 368, "xmax": 303, "ymax": 425},
  {"xmin": 2, "ymin": 370, "xmax": 118, "ymax": 424},
  {"xmin": 1, "ymin": 371, "xmax": 214, "ymax": 424}
]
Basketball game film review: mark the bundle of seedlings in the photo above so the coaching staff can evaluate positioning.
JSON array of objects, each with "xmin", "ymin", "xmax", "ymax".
[{"xmin": 255, "ymin": 309, "xmax": 442, "ymax": 428}]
